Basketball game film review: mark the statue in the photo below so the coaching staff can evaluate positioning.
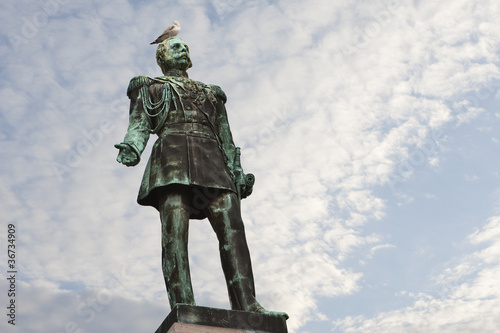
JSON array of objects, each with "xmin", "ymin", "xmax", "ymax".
[{"xmin": 115, "ymin": 36, "xmax": 286, "ymax": 318}]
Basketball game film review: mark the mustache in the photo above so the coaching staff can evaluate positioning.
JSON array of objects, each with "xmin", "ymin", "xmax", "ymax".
[{"xmin": 175, "ymin": 52, "xmax": 189, "ymax": 58}]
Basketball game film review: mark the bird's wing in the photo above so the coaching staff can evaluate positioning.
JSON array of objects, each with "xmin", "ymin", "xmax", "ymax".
[
  {"xmin": 161, "ymin": 24, "xmax": 175, "ymax": 34},
  {"xmin": 150, "ymin": 22, "xmax": 180, "ymax": 44}
]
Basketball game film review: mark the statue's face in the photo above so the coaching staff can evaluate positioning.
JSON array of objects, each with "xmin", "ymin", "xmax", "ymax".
[{"xmin": 162, "ymin": 38, "xmax": 191, "ymax": 71}]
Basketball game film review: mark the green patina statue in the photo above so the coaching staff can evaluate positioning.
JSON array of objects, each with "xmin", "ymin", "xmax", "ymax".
[{"xmin": 115, "ymin": 36, "xmax": 286, "ymax": 318}]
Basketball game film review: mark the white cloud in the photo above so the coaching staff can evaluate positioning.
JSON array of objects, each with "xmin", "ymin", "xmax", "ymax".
[{"xmin": 333, "ymin": 216, "xmax": 500, "ymax": 332}]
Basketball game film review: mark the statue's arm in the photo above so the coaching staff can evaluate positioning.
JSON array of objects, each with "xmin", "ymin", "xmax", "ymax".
[
  {"xmin": 212, "ymin": 85, "xmax": 236, "ymax": 173},
  {"xmin": 115, "ymin": 76, "xmax": 152, "ymax": 166},
  {"xmin": 212, "ymin": 85, "xmax": 255, "ymax": 199}
]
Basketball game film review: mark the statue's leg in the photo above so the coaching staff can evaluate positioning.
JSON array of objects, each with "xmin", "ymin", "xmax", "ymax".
[
  {"xmin": 205, "ymin": 190, "xmax": 261, "ymax": 312},
  {"xmin": 158, "ymin": 188, "xmax": 195, "ymax": 309}
]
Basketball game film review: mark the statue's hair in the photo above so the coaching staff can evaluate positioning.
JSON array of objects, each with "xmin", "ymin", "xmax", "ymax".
[{"xmin": 156, "ymin": 37, "xmax": 193, "ymax": 74}]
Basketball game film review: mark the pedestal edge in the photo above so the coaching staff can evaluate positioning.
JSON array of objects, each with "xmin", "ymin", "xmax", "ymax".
[{"xmin": 154, "ymin": 304, "xmax": 288, "ymax": 333}]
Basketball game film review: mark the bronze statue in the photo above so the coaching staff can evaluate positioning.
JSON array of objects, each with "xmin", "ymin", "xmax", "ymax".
[{"xmin": 115, "ymin": 36, "xmax": 286, "ymax": 318}]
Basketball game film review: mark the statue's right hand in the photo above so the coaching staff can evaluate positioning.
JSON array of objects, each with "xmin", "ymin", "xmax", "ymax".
[{"xmin": 114, "ymin": 143, "xmax": 139, "ymax": 166}]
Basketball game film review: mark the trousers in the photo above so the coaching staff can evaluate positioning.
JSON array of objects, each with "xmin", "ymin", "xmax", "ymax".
[{"xmin": 157, "ymin": 185, "xmax": 260, "ymax": 311}]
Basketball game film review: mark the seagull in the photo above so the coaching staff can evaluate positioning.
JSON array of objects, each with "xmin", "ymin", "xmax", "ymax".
[{"xmin": 150, "ymin": 21, "xmax": 181, "ymax": 45}]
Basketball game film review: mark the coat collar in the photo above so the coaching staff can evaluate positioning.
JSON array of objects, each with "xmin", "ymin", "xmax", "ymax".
[{"xmin": 159, "ymin": 69, "xmax": 189, "ymax": 79}]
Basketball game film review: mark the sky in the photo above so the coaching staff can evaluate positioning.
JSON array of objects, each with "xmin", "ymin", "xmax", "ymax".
[{"xmin": 1, "ymin": 0, "xmax": 500, "ymax": 332}]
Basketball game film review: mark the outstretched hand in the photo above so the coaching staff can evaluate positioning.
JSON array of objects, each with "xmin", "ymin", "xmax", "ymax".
[{"xmin": 115, "ymin": 143, "xmax": 139, "ymax": 166}]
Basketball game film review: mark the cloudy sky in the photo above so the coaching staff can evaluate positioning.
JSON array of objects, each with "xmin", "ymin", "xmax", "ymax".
[{"xmin": 1, "ymin": 0, "xmax": 500, "ymax": 332}]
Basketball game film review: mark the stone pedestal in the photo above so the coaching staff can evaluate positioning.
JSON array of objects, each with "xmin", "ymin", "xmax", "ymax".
[{"xmin": 155, "ymin": 305, "xmax": 288, "ymax": 333}]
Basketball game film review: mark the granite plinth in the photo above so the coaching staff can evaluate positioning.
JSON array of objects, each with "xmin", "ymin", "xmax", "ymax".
[{"xmin": 155, "ymin": 305, "xmax": 288, "ymax": 333}]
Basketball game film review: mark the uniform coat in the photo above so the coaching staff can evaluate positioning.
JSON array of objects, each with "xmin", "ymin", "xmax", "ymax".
[{"xmin": 121, "ymin": 70, "xmax": 237, "ymax": 216}]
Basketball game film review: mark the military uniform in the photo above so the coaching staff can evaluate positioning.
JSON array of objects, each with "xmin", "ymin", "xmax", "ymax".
[
  {"xmin": 118, "ymin": 69, "xmax": 261, "ymax": 312},
  {"xmin": 121, "ymin": 69, "xmax": 237, "ymax": 218}
]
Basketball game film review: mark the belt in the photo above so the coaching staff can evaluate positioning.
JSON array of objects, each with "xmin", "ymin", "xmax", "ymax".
[{"xmin": 160, "ymin": 122, "xmax": 216, "ymax": 140}]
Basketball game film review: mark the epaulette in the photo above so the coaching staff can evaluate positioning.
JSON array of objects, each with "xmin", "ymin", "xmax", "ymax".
[
  {"xmin": 209, "ymin": 84, "xmax": 227, "ymax": 104},
  {"xmin": 127, "ymin": 76, "xmax": 152, "ymax": 98}
]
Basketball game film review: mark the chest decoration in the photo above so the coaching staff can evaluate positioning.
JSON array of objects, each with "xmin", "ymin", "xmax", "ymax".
[
  {"xmin": 140, "ymin": 83, "xmax": 177, "ymax": 134},
  {"xmin": 139, "ymin": 76, "xmax": 218, "ymax": 134},
  {"xmin": 169, "ymin": 76, "xmax": 217, "ymax": 106}
]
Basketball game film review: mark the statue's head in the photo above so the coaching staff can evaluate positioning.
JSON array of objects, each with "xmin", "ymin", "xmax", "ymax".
[{"xmin": 156, "ymin": 37, "xmax": 193, "ymax": 74}]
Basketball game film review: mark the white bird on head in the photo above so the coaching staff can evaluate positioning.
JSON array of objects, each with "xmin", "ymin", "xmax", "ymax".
[{"xmin": 150, "ymin": 21, "xmax": 180, "ymax": 45}]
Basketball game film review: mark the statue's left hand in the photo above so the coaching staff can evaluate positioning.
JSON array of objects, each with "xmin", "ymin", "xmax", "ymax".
[{"xmin": 114, "ymin": 143, "xmax": 139, "ymax": 166}]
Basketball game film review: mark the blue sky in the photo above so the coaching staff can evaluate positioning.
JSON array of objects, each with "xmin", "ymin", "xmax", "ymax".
[{"xmin": 1, "ymin": 0, "xmax": 500, "ymax": 332}]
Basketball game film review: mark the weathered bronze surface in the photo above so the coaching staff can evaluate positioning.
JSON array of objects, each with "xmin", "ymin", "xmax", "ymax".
[{"xmin": 115, "ymin": 37, "xmax": 287, "ymax": 320}]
